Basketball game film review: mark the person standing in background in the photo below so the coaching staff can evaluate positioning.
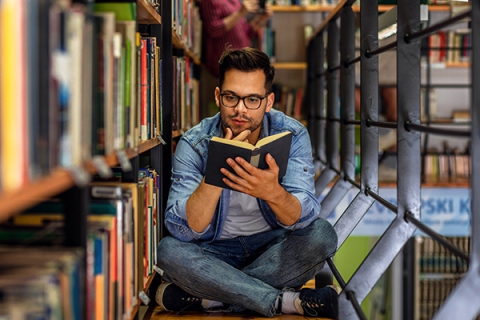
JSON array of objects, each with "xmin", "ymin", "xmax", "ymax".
[{"xmin": 198, "ymin": 0, "xmax": 272, "ymax": 117}]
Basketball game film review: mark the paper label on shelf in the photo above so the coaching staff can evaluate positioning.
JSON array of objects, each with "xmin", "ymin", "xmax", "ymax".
[
  {"xmin": 322, "ymin": 187, "xmax": 471, "ymax": 237},
  {"xmin": 139, "ymin": 291, "xmax": 150, "ymax": 305},
  {"xmin": 68, "ymin": 167, "xmax": 91, "ymax": 187},
  {"xmin": 92, "ymin": 156, "xmax": 114, "ymax": 179},
  {"xmin": 153, "ymin": 265, "xmax": 164, "ymax": 276},
  {"xmin": 116, "ymin": 150, "xmax": 133, "ymax": 172},
  {"xmin": 157, "ymin": 135, "xmax": 167, "ymax": 145}
]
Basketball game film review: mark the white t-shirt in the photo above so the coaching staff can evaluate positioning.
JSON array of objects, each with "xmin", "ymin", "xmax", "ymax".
[{"xmin": 219, "ymin": 191, "xmax": 272, "ymax": 240}]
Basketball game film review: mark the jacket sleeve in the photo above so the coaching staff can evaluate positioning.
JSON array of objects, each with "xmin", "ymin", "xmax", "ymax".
[{"xmin": 164, "ymin": 137, "xmax": 212, "ymax": 242}]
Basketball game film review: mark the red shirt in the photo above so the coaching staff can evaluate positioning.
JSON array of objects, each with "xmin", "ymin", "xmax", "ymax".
[{"xmin": 199, "ymin": 0, "xmax": 256, "ymax": 77}]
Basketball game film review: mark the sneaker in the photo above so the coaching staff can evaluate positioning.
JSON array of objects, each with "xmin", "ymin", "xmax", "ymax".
[
  {"xmin": 295, "ymin": 286, "xmax": 339, "ymax": 318},
  {"xmin": 155, "ymin": 282, "xmax": 203, "ymax": 312}
]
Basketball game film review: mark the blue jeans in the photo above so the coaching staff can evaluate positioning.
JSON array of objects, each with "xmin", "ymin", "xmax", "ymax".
[{"xmin": 157, "ymin": 217, "xmax": 337, "ymax": 317}]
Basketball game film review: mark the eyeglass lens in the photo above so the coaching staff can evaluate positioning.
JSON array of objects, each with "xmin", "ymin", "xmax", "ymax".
[{"xmin": 221, "ymin": 94, "xmax": 263, "ymax": 110}]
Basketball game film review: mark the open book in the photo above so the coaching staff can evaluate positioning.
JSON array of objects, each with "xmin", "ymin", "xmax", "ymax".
[{"xmin": 205, "ymin": 131, "xmax": 292, "ymax": 189}]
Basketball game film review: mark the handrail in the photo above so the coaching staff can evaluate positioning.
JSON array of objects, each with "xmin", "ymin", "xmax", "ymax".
[
  {"xmin": 307, "ymin": 0, "xmax": 351, "ymax": 46},
  {"xmin": 308, "ymin": 1, "xmax": 476, "ymax": 318}
]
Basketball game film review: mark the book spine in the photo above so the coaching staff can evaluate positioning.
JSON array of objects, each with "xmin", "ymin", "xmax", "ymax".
[
  {"xmin": 0, "ymin": 0, "xmax": 28, "ymax": 191},
  {"xmin": 250, "ymin": 148, "xmax": 261, "ymax": 167},
  {"xmin": 140, "ymin": 39, "xmax": 148, "ymax": 141}
]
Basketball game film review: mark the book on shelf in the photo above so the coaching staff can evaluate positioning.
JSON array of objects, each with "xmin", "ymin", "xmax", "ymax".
[
  {"xmin": 140, "ymin": 38, "xmax": 149, "ymax": 141},
  {"xmin": 7, "ymin": 182, "xmax": 143, "ymax": 320},
  {"xmin": 0, "ymin": 247, "xmax": 84, "ymax": 320},
  {"xmin": 415, "ymin": 236, "xmax": 470, "ymax": 320},
  {"xmin": 452, "ymin": 110, "xmax": 470, "ymax": 122},
  {"xmin": 112, "ymin": 32, "xmax": 126, "ymax": 151},
  {"xmin": 94, "ymin": 2, "xmax": 136, "ymax": 21},
  {"xmin": 116, "ymin": 20, "xmax": 138, "ymax": 148},
  {"xmin": 94, "ymin": 11, "xmax": 116, "ymax": 155},
  {"xmin": 205, "ymin": 131, "xmax": 292, "ymax": 190},
  {"xmin": 0, "ymin": 0, "xmax": 28, "ymax": 192}
]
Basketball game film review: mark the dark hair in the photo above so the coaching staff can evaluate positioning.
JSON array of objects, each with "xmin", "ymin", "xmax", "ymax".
[{"xmin": 218, "ymin": 47, "xmax": 275, "ymax": 92}]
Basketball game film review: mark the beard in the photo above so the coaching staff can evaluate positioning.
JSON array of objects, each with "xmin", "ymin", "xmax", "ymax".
[{"xmin": 221, "ymin": 113, "xmax": 262, "ymax": 138}]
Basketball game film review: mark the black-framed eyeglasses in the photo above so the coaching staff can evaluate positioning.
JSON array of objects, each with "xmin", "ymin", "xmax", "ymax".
[{"xmin": 219, "ymin": 93, "xmax": 269, "ymax": 110}]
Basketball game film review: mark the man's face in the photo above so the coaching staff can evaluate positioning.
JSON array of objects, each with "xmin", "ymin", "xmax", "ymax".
[{"xmin": 215, "ymin": 69, "xmax": 274, "ymax": 141}]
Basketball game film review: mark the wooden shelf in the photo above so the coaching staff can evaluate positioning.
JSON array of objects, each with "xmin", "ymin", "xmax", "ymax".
[
  {"xmin": 172, "ymin": 30, "xmax": 201, "ymax": 65},
  {"xmin": 273, "ymin": 62, "xmax": 307, "ymax": 70},
  {"xmin": 272, "ymin": 4, "xmax": 451, "ymax": 13},
  {"xmin": 128, "ymin": 271, "xmax": 158, "ymax": 320},
  {"xmin": 0, "ymin": 138, "xmax": 162, "ymax": 223},
  {"xmin": 0, "ymin": 169, "xmax": 75, "ymax": 224},
  {"xmin": 446, "ymin": 62, "xmax": 470, "ymax": 68},
  {"xmin": 172, "ymin": 130, "xmax": 183, "ymax": 139},
  {"xmin": 272, "ymin": 4, "xmax": 338, "ymax": 12},
  {"xmin": 422, "ymin": 118, "xmax": 470, "ymax": 125},
  {"xmin": 138, "ymin": 137, "xmax": 163, "ymax": 154},
  {"xmin": 137, "ymin": 0, "xmax": 161, "ymax": 24}
]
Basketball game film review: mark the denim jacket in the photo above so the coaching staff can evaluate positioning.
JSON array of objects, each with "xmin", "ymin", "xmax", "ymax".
[{"xmin": 164, "ymin": 109, "xmax": 320, "ymax": 242}]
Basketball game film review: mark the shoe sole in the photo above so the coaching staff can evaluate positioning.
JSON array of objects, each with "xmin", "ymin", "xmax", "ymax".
[{"xmin": 156, "ymin": 282, "xmax": 172, "ymax": 310}]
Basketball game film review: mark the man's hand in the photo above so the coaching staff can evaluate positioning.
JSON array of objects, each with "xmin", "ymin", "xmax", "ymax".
[
  {"xmin": 221, "ymin": 153, "xmax": 281, "ymax": 201},
  {"xmin": 224, "ymin": 128, "xmax": 250, "ymax": 143},
  {"xmin": 221, "ymin": 153, "xmax": 300, "ymax": 225}
]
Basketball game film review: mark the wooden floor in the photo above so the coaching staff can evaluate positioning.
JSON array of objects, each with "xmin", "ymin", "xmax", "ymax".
[{"xmin": 149, "ymin": 307, "xmax": 334, "ymax": 320}]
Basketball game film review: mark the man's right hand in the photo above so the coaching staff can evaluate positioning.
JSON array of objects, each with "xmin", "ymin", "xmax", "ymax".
[{"xmin": 224, "ymin": 128, "xmax": 251, "ymax": 143}]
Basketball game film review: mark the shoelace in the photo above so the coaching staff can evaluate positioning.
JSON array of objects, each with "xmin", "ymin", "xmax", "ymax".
[
  {"xmin": 301, "ymin": 296, "xmax": 326, "ymax": 316},
  {"xmin": 174, "ymin": 293, "xmax": 202, "ymax": 315}
]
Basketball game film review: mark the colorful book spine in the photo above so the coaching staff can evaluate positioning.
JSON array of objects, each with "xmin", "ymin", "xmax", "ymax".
[
  {"xmin": 140, "ymin": 39, "xmax": 148, "ymax": 141},
  {"xmin": 0, "ymin": 0, "xmax": 28, "ymax": 191}
]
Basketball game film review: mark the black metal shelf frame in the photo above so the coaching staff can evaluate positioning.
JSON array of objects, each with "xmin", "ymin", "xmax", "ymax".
[{"xmin": 305, "ymin": 0, "xmax": 480, "ymax": 319}]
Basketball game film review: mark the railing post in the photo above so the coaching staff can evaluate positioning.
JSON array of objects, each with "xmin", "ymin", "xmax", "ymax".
[
  {"xmin": 313, "ymin": 32, "xmax": 326, "ymax": 164},
  {"xmin": 433, "ymin": 1, "xmax": 480, "ymax": 318},
  {"xmin": 319, "ymin": 5, "xmax": 356, "ymax": 218},
  {"xmin": 326, "ymin": 21, "xmax": 340, "ymax": 172}
]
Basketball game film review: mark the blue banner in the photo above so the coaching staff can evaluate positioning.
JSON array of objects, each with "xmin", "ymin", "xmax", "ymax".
[{"xmin": 320, "ymin": 187, "xmax": 471, "ymax": 236}]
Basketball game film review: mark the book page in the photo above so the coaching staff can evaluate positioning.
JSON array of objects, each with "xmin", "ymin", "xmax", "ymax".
[
  {"xmin": 255, "ymin": 131, "xmax": 291, "ymax": 148},
  {"xmin": 210, "ymin": 136, "xmax": 255, "ymax": 150}
]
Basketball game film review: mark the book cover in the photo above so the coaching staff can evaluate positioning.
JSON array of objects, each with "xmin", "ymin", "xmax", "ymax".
[
  {"xmin": 93, "ymin": 3, "xmax": 136, "ymax": 22},
  {"xmin": 205, "ymin": 131, "xmax": 292, "ymax": 190}
]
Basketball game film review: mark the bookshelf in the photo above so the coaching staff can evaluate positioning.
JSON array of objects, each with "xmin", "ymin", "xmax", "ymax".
[
  {"xmin": 271, "ymin": 4, "xmax": 452, "ymax": 13},
  {"xmin": 273, "ymin": 62, "xmax": 307, "ymax": 69},
  {"xmin": 414, "ymin": 235, "xmax": 471, "ymax": 320},
  {"xmin": 0, "ymin": 0, "xmax": 181, "ymax": 318},
  {"xmin": 137, "ymin": 0, "xmax": 161, "ymax": 24},
  {"xmin": 267, "ymin": 3, "xmax": 455, "ymax": 121}
]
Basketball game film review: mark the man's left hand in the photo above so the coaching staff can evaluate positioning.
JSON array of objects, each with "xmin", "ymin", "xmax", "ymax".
[{"xmin": 221, "ymin": 153, "xmax": 281, "ymax": 200}]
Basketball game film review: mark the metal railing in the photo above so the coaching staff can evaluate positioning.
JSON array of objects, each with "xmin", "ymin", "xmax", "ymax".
[{"xmin": 304, "ymin": 0, "xmax": 480, "ymax": 319}]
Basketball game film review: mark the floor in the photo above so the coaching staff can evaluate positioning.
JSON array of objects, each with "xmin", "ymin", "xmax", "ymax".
[{"xmin": 148, "ymin": 309, "xmax": 334, "ymax": 320}]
